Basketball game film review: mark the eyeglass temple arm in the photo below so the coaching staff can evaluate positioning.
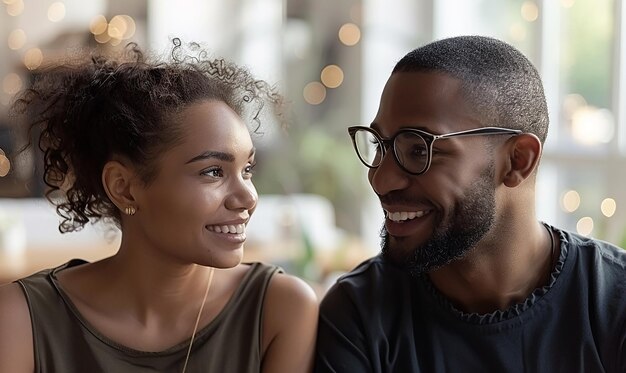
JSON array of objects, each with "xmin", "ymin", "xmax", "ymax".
[{"xmin": 437, "ymin": 127, "xmax": 522, "ymax": 140}]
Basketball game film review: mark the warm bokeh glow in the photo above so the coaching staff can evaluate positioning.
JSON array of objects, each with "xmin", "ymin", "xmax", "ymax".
[
  {"xmin": 561, "ymin": 190, "xmax": 581, "ymax": 212},
  {"xmin": 0, "ymin": 154, "xmax": 10, "ymax": 177},
  {"xmin": 6, "ymin": 0, "xmax": 23, "ymax": 16},
  {"xmin": 321, "ymin": 65, "xmax": 344, "ymax": 88},
  {"xmin": 576, "ymin": 217, "xmax": 594, "ymax": 236},
  {"xmin": 108, "ymin": 15, "xmax": 136, "ymax": 40},
  {"xmin": 23, "ymin": 48, "xmax": 43, "ymax": 70},
  {"xmin": 8, "ymin": 29, "xmax": 27, "ymax": 50},
  {"xmin": 571, "ymin": 106, "xmax": 615, "ymax": 145},
  {"xmin": 94, "ymin": 31, "xmax": 111, "ymax": 44},
  {"xmin": 108, "ymin": 15, "xmax": 126, "ymax": 38},
  {"xmin": 561, "ymin": 0, "xmax": 575, "ymax": 8},
  {"xmin": 90, "ymin": 15, "xmax": 108, "ymax": 35},
  {"xmin": 47, "ymin": 2, "xmax": 66, "ymax": 22},
  {"xmin": 521, "ymin": 1, "xmax": 539, "ymax": 22},
  {"xmin": 303, "ymin": 82, "xmax": 326, "ymax": 105},
  {"xmin": 2, "ymin": 73, "xmax": 22, "ymax": 95},
  {"xmin": 509, "ymin": 22, "xmax": 527, "ymax": 42},
  {"xmin": 338, "ymin": 23, "xmax": 361, "ymax": 46},
  {"xmin": 600, "ymin": 198, "xmax": 616, "ymax": 217}
]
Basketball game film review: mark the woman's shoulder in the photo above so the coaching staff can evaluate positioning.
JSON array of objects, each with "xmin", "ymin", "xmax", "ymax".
[
  {"xmin": 0, "ymin": 282, "xmax": 34, "ymax": 372},
  {"xmin": 259, "ymin": 269, "xmax": 319, "ymax": 372},
  {"xmin": 266, "ymin": 271, "xmax": 318, "ymax": 305}
]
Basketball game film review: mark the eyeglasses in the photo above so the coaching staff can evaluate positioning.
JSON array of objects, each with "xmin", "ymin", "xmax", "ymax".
[{"xmin": 348, "ymin": 126, "xmax": 522, "ymax": 175}]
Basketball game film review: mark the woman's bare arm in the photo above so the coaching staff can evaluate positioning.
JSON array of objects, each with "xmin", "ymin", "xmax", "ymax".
[
  {"xmin": 0, "ymin": 283, "xmax": 34, "ymax": 373},
  {"xmin": 261, "ymin": 273, "xmax": 319, "ymax": 373}
]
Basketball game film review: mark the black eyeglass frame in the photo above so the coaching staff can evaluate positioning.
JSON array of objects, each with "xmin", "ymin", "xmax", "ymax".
[{"xmin": 347, "ymin": 126, "xmax": 523, "ymax": 175}]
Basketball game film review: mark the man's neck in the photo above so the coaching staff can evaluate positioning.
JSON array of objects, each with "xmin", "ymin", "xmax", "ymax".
[{"xmin": 426, "ymin": 221, "xmax": 554, "ymax": 314}]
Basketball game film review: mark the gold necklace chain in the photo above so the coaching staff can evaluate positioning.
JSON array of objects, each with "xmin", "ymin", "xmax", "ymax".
[{"xmin": 181, "ymin": 267, "xmax": 215, "ymax": 373}]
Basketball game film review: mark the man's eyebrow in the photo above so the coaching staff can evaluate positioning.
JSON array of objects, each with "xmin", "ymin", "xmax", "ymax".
[{"xmin": 185, "ymin": 148, "xmax": 256, "ymax": 164}]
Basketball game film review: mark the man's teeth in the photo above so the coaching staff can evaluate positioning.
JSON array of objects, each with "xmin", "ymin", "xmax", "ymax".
[
  {"xmin": 386, "ymin": 210, "xmax": 427, "ymax": 222},
  {"xmin": 207, "ymin": 224, "xmax": 245, "ymax": 234}
]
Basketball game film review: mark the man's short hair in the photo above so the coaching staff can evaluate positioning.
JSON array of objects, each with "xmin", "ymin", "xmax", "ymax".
[{"xmin": 393, "ymin": 35, "xmax": 549, "ymax": 143}]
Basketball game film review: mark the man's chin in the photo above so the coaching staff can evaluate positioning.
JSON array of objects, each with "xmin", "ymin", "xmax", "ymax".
[{"xmin": 380, "ymin": 230, "xmax": 464, "ymax": 274}]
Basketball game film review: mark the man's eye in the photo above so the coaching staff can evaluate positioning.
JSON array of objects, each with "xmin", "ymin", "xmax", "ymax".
[{"xmin": 410, "ymin": 144, "xmax": 428, "ymax": 157}]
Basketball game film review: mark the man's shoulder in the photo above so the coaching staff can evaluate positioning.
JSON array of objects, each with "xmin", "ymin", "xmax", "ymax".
[
  {"xmin": 321, "ymin": 255, "xmax": 411, "ymax": 309},
  {"xmin": 563, "ymin": 229, "xmax": 626, "ymax": 270},
  {"xmin": 334, "ymin": 254, "xmax": 406, "ymax": 287}
]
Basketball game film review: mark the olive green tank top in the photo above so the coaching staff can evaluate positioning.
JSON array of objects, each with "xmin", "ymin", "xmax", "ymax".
[{"xmin": 17, "ymin": 259, "xmax": 281, "ymax": 373}]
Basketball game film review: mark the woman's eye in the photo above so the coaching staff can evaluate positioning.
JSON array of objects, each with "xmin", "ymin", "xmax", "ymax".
[
  {"xmin": 243, "ymin": 162, "xmax": 257, "ymax": 177},
  {"xmin": 201, "ymin": 167, "xmax": 223, "ymax": 178}
]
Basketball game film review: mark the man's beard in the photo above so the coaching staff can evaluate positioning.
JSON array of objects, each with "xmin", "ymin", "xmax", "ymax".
[{"xmin": 381, "ymin": 164, "xmax": 496, "ymax": 274}]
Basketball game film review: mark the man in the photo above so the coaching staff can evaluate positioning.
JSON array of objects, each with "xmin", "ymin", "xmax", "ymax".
[{"xmin": 315, "ymin": 35, "xmax": 626, "ymax": 372}]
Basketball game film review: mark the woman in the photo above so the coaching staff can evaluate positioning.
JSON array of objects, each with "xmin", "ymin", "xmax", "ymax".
[{"xmin": 0, "ymin": 40, "xmax": 318, "ymax": 372}]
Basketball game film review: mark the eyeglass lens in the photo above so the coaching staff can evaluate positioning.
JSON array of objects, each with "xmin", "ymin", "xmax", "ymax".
[{"xmin": 353, "ymin": 129, "xmax": 429, "ymax": 174}]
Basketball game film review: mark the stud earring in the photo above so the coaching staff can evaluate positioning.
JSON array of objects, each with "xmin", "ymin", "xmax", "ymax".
[{"xmin": 124, "ymin": 206, "xmax": 137, "ymax": 216}]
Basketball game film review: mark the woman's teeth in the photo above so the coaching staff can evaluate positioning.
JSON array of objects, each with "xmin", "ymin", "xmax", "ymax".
[{"xmin": 207, "ymin": 224, "xmax": 245, "ymax": 234}]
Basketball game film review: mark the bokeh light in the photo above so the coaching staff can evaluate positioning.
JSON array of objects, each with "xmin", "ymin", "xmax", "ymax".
[
  {"xmin": 47, "ymin": 2, "xmax": 66, "ymax": 22},
  {"xmin": 94, "ymin": 31, "xmax": 111, "ymax": 44},
  {"xmin": 90, "ymin": 15, "xmax": 108, "ymax": 35},
  {"xmin": 509, "ymin": 22, "xmax": 527, "ymax": 42},
  {"xmin": 108, "ymin": 15, "xmax": 136, "ymax": 40},
  {"xmin": 338, "ymin": 23, "xmax": 361, "ymax": 46},
  {"xmin": 23, "ymin": 48, "xmax": 43, "ymax": 70},
  {"xmin": 320, "ymin": 65, "xmax": 344, "ymax": 88},
  {"xmin": 2, "ymin": 73, "xmax": 22, "ymax": 95},
  {"xmin": 571, "ymin": 107, "xmax": 615, "ymax": 145},
  {"xmin": 600, "ymin": 198, "xmax": 616, "ymax": 217},
  {"xmin": 8, "ymin": 29, "xmax": 27, "ymax": 50},
  {"xmin": 521, "ymin": 1, "xmax": 539, "ymax": 22},
  {"xmin": 6, "ymin": 0, "xmax": 24, "ymax": 16},
  {"xmin": 303, "ymin": 82, "xmax": 326, "ymax": 105},
  {"xmin": 576, "ymin": 217, "xmax": 594, "ymax": 236},
  {"xmin": 561, "ymin": 190, "xmax": 581, "ymax": 212},
  {"xmin": 0, "ymin": 154, "xmax": 10, "ymax": 177}
]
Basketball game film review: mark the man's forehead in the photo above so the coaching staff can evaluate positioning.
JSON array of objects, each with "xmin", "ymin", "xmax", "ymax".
[{"xmin": 373, "ymin": 71, "xmax": 475, "ymax": 134}]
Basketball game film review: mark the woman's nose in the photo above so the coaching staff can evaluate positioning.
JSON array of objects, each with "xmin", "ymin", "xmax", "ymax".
[{"xmin": 226, "ymin": 178, "xmax": 258, "ymax": 212}]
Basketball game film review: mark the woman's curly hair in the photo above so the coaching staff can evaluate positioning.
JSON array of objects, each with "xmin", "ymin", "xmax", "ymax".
[{"xmin": 11, "ymin": 38, "xmax": 284, "ymax": 233}]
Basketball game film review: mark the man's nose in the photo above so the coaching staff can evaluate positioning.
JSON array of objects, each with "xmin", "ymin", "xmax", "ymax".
[{"xmin": 368, "ymin": 150, "xmax": 410, "ymax": 196}]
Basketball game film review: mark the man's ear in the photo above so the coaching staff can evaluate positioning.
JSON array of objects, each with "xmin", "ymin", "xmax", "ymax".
[
  {"xmin": 501, "ymin": 133, "xmax": 542, "ymax": 188},
  {"xmin": 102, "ymin": 160, "xmax": 138, "ymax": 212}
]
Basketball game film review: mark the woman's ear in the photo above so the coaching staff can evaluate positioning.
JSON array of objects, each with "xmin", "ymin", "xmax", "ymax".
[
  {"xmin": 102, "ymin": 160, "xmax": 138, "ymax": 213},
  {"xmin": 501, "ymin": 133, "xmax": 542, "ymax": 188}
]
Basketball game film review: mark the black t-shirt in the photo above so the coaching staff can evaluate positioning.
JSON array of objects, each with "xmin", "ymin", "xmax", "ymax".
[{"xmin": 315, "ymin": 227, "xmax": 626, "ymax": 373}]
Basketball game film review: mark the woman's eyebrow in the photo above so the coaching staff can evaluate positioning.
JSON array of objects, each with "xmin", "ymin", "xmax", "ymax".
[
  {"xmin": 185, "ymin": 150, "xmax": 235, "ymax": 164},
  {"xmin": 185, "ymin": 148, "xmax": 256, "ymax": 164}
]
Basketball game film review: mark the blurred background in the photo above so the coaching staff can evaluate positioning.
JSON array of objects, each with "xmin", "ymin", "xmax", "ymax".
[{"xmin": 0, "ymin": 0, "xmax": 624, "ymax": 291}]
